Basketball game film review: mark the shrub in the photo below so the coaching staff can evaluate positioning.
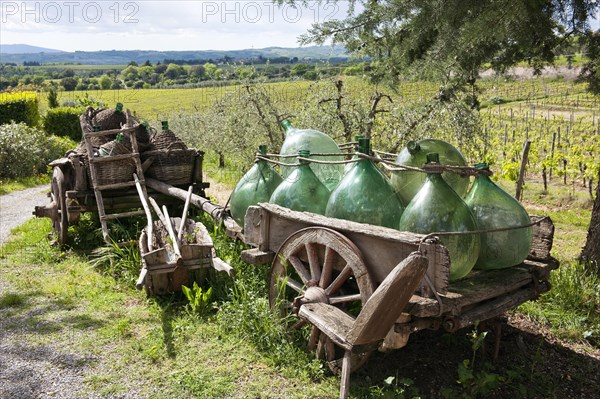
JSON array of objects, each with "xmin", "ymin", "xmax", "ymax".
[
  {"xmin": 0, "ymin": 92, "xmax": 40, "ymax": 126},
  {"xmin": 0, "ymin": 122, "xmax": 75, "ymax": 179},
  {"xmin": 43, "ymin": 106, "xmax": 84, "ymax": 140}
]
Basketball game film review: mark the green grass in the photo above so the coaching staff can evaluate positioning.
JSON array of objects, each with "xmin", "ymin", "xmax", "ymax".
[
  {"xmin": 0, "ymin": 217, "xmax": 340, "ymax": 399},
  {"xmin": 0, "ymin": 174, "xmax": 50, "ymax": 195}
]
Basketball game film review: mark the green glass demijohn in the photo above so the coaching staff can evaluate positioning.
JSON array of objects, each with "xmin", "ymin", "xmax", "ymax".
[
  {"xmin": 398, "ymin": 153, "xmax": 480, "ymax": 281},
  {"xmin": 390, "ymin": 139, "xmax": 470, "ymax": 205},
  {"xmin": 279, "ymin": 119, "xmax": 344, "ymax": 190},
  {"xmin": 464, "ymin": 163, "xmax": 533, "ymax": 270},
  {"xmin": 269, "ymin": 149, "xmax": 330, "ymax": 215},
  {"xmin": 326, "ymin": 138, "xmax": 404, "ymax": 228},
  {"xmin": 229, "ymin": 145, "xmax": 283, "ymax": 227}
]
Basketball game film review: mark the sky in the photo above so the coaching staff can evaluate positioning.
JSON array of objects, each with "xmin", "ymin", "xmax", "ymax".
[{"xmin": 0, "ymin": 0, "xmax": 354, "ymax": 51}]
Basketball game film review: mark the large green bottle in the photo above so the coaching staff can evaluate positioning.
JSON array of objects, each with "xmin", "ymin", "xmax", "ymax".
[
  {"xmin": 398, "ymin": 153, "xmax": 480, "ymax": 281},
  {"xmin": 464, "ymin": 163, "xmax": 532, "ymax": 269},
  {"xmin": 269, "ymin": 150, "xmax": 330, "ymax": 215},
  {"xmin": 326, "ymin": 138, "xmax": 404, "ymax": 228},
  {"xmin": 279, "ymin": 119, "xmax": 344, "ymax": 190},
  {"xmin": 390, "ymin": 139, "xmax": 470, "ymax": 205},
  {"xmin": 229, "ymin": 145, "xmax": 283, "ymax": 227}
]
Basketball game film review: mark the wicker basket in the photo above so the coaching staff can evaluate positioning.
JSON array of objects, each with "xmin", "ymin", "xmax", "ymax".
[
  {"xmin": 142, "ymin": 148, "xmax": 197, "ymax": 185},
  {"xmin": 87, "ymin": 138, "xmax": 136, "ymax": 186}
]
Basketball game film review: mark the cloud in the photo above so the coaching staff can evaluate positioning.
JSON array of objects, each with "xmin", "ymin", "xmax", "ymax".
[{"xmin": 0, "ymin": 0, "xmax": 352, "ymax": 51}]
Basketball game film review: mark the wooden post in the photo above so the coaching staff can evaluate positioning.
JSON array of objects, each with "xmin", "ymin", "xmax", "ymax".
[
  {"xmin": 515, "ymin": 140, "xmax": 531, "ymax": 202},
  {"xmin": 550, "ymin": 132, "xmax": 556, "ymax": 180}
]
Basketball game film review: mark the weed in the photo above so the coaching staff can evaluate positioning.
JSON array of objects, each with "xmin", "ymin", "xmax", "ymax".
[
  {"xmin": 89, "ymin": 239, "xmax": 141, "ymax": 284},
  {"xmin": 0, "ymin": 292, "xmax": 26, "ymax": 308},
  {"xmin": 181, "ymin": 281, "xmax": 213, "ymax": 317}
]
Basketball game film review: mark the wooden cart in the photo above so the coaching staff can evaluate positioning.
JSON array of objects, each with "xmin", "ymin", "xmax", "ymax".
[
  {"xmin": 237, "ymin": 203, "xmax": 558, "ymax": 398},
  {"xmin": 33, "ymin": 112, "xmax": 209, "ymax": 247}
]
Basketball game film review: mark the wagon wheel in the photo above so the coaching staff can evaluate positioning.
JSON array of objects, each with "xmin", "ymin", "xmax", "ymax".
[
  {"xmin": 50, "ymin": 167, "xmax": 68, "ymax": 246},
  {"xmin": 268, "ymin": 227, "xmax": 375, "ymax": 373}
]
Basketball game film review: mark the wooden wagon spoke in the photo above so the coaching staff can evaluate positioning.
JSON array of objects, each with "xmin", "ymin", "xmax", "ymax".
[
  {"xmin": 325, "ymin": 264, "xmax": 352, "ymax": 296},
  {"xmin": 308, "ymin": 326, "xmax": 321, "ymax": 351},
  {"xmin": 319, "ymin": 246, "xmax": 335, "ymax": 288},
  {"xmin": 305, "ymin": 242, "xmax": 322, "ymax": 283},
  {"xmin": 282, "ymin": 276, "xmax": 304, "ymax": 294},
  {"xmin": 324, "ymin": 337, "xmax": 336, "ymax": 362},
  {"xmin": 288, "ymin": 255, "xmax": 311, "ymax": 284},
  {"xmin": 291, "ymin": 319, "xmax": 307, "ymax": 330},
  {"xmin": 328, "ymin": 293, "xmax": 362, "ymax": 305}
]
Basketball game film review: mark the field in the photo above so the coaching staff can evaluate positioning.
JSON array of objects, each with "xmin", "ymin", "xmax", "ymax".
[{"xmin": 2, "ymin": 73, "xmax": 599, "ymax": 398}]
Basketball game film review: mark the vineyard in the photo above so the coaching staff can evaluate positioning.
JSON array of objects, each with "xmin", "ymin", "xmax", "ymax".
[{"xmin": 46, "ymin": 75, "xmax": 599, "ymax": 199}]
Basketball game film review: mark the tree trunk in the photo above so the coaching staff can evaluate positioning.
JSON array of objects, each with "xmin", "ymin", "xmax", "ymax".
[{"xmin": 580, "ymin": 167, "xmax": 600, "ymax": 270}]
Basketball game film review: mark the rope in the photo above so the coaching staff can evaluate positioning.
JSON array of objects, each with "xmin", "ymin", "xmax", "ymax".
[
  {"xmin": 418, "ymin": 216, "xmax": 549, "ymax": 245},
  {"xmin": 258, "ymin": 152, "xmax": 493, "ymax": 177}
]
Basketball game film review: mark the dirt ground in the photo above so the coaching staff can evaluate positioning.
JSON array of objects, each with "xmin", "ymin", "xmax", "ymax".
[{"xmin": 350, "ymin": 312, "xmax": 600, "ymax": 398}]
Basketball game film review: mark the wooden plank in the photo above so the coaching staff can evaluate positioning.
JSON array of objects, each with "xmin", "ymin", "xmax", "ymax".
[
  {"xmin": 245, "ymin": 204, "xmax": 450, "ymax": 296},
  {"xmin": 299, "ymin": 303, "xmax": 355, "ymax": 351},
  {"xmin": 95, "ymin": 181, "xmax": 136, "ymax": 191},
  {"xmin": 101, "ymin": 210, "xmax": 146, "ymax": 220},
  {"xmin": 84, "ymin": 125, "xmax": 139, "ymax": 138},
  {"xmin": 442, "ymin": 284, "xmax": 547, "ymax": 332},
  {"xmin": 529, "ymin": 216, "xmax": 555, "ymax": 261},
  {"xmin": 350, "ymin": 252, "xmax": 428, "ymax": 346},
  {"xmin": 406, "ymin": 263, "xmax": 554, "ymax": 318},
  {"xmin": 89, "ymin": 153, "xmax": 139, "ymax": 163},
  {"xmin": 240, "ymin": 248, "xmax": 274, "ymax": 264}
]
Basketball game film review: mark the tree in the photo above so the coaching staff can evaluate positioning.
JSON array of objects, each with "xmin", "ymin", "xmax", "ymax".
[
  {"xmin": 580, "ymin": 169, "xmax": 600, "ymax": 264},
  {"xmin": 282, "ymin": 0, "xmax": 600, "ymax": 266},
  {"xmin": 60, "ymin": 76, "xmax": 78, "ymax": 91},
  {"xmin": 99, "ymin": 75, "xmax": 112, "ymax": 90},
  {"xmin": 284, "ymin": 0, "xmax": 598, "ymax": 94}
]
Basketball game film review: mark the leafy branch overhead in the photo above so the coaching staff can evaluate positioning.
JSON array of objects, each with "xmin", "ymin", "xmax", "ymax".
[{"xmin": 278, "ymin": 0, "xmax": 600, "ymax": 93}]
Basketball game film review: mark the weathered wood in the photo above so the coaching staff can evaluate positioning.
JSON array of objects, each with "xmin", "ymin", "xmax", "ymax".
[
  {"xmin": 212, "ymin": 257, "xmax": 234, "ymax": 276},
  {"xmin": 515, "ymin": 139, "xmax": 531, "ymax": 201},
  {"xmin": 177, "ymin": 186, "xmax": 194, "ymax": 241},
  {"xmin": 240, "ymin": 248, "xmax": 274, "ymax": 264},
  {"xmin": 145, "ymin": 177, "xmax": 242, "ymax": 238},
  {"xmin": 89, "ymin": 153, "xmax": 139, "ymax": 163},
  {"xmin": 442, "ymin": 283, "xmax": 548, "ymax": 332},
  {"xmin": 101, "ymin": 210, "xmax": 146, "ymax": 220},
  {"xmin": 299, "ymin": 252, "xmax": 428, "ymax": 399},
  {"xmin": 162, "ymin": 206, "xmax": 181, "ymax": 257},
  {"xmin": 95, "ymin": 180, "xmax": 137, "ymax": 191},
  {"xmin": 350, "ymin": 252, "xmax": 428, "ymax": 346},
  {"xmin": 405, "ymin": 260, "xmax": 558, "ymax": 318},
  {"xmin": 299, "ymin": 303, "xmax": 355, "ymax": 351},
  {"xmin": 135, "ymin": 267, "xmax": 147, "ymax": 290},
  {"xmin": 134, "ymin": 173, "xmax": 153, "ymax": 251},
  {"xmin": 246, "ymin": 204, "xmax": 450, "ymax": 296},
  {"xmin": 529, "ymin": 216, "xmax": 555, "ymax": 261}
]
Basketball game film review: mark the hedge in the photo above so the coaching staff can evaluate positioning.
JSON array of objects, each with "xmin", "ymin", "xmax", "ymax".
[
  {"xmin": 0, "ymin": 92, "xmax": 40, "ymax": 126},
  {"xmin": 43, "ymin": 107, "xmax": 85, "ymax": 141},
  {"xmin": 0, "ymin": 122, "xmax": 75, "ymax": 179}
]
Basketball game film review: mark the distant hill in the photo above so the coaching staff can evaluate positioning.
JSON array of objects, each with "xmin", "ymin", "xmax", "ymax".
[
  {"xmin": 0, "ymin": 45, "xmax": 348, "ymax": 65},
  {"xmin": 0, "ymin": 44, "xmax": 63, "ymax": 54}
]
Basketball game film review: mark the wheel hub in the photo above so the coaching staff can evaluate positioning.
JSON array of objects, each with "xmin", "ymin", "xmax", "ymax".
[{"xmin": 292, "ymin": 286, "xmax": 329, "ymax": 314}]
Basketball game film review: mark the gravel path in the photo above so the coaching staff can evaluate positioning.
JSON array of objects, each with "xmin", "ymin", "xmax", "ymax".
[
  {"xmin": 0, "ymin": 184, "xmax": 50, "ymax": 246},
  {"xmin": 0, "ymin": 185, "xmax": 99, "ymax": 399}
]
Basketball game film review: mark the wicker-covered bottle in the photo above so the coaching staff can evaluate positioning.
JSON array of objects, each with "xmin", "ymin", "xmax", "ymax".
[
  {"xmin": 269, "ymin": 150, "xmax": 330, "ymax": 215},
  {"xmin": 464, "ymin": 163, "xmax": 532, "ymax": 269},
  {"xmin": 326, "ymin": 138, "xmax": 404, "ymax": 228},
  {"xmin": 398, "ymin": 153, "xmax": 480, "ymax": 281},
  {"xmin": 229, "ymin": 145, "xmax": 283, "ymax": 227}
]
